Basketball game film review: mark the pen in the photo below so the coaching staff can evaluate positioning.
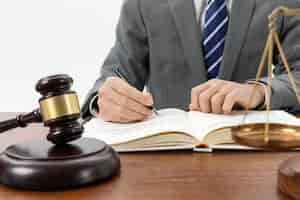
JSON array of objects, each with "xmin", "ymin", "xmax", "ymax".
[{"xmin": 113, "ymin": 67, "xmax": 159, "ymax": 116}]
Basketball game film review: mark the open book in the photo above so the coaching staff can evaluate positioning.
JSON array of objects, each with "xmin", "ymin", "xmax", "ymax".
[{"xmin": 84, "ymin": 109, "xmax": 300, "ymax": 152}]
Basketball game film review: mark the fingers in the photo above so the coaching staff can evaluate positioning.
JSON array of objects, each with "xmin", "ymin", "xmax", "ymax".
[
  {"xmin": 222, "ymin": 83, "xmax": 266, "ymax": 114},
  {"xmin": 101, "ymin": 87, "xmax": 152, "ymax": 116},
  {"xmin": 198, "ymin": 86, "xmax": 219, "ymax": 113},
  {"xmin": 190, "ymin": 79, "xmax": 223, "ymax": 113},
  {"xmin": 190, "ymin": 80, "xmax": 242, "ymax": 114},
  {"xmin": 222, "ymin": 91, "xmax": 238, "ymax": 114},
  {"xmin": 98, "ymin": 99, "xmax": 148, "ymax": 123},
  {"xmin": 97, "ymin": 77, "xmax": 154, "ymax": 123},
  {"xmin": 210, "ymin": 85, "xmax": 234, "ymax": 114},
  {"xmin": 190, "ymin": 83, "xmax": 210, "ymax": 110},
  {"xmin": 211, "ymin": 93, "xmax": 226, "ymax": 114},
  {"xmin": 107, "ymin": 77, "xmax": 153, "ymax": 106}
]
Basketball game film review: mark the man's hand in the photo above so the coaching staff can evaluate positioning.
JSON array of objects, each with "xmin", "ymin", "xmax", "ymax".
[
  {"xmin": 190, "ymin": 79, "xmax": 266, "ymax": 114},
  {"xmin": 97, "ymin": 77, "xmax": 153, "ymax": 123}
]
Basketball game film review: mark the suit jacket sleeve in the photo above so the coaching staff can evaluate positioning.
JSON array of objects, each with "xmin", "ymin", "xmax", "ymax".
[
  {"xmin": 260, "ymin": 7, "xmax": 300, "ymax": 112},
  {"xmin": 81, "ymin": 0, "xmax": 149, "ymax": 119}
]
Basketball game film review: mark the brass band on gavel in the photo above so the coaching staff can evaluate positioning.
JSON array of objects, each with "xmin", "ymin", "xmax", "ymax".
[{"xmin": 39, "ymin": 93, "xmax": 81, "ymax": 122}]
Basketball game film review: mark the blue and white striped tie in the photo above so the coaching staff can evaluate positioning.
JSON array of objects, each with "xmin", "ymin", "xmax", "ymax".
[{"xmin": 203, "ymin": 0, "xmax": 229, "ymax": 79}]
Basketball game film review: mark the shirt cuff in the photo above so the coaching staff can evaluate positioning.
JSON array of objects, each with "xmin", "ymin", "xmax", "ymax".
[
  {"xmin": 247, "ymin": 81, "xmax": 271, "ymax": 110},
  {"xmin": 89, "ymin": 94, "xmax": 99, "ymax": 117}
]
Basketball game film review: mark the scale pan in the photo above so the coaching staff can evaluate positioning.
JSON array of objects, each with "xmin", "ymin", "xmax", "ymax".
[{"xmin": 232, "ymin": 123, "xmax": 300, "ymax": 149}]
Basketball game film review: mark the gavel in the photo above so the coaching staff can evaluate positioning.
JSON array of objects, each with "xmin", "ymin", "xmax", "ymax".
[{"xmin": 0, "ymin": 74, "xmax": 84, "ymax": 145}]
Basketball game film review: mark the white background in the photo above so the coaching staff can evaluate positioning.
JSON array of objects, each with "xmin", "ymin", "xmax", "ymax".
[{"xmin": 0, "ymin": 0, "xmax": 123, "ymax": 111}]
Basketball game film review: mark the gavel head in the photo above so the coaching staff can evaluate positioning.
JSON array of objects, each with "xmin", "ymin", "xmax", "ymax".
[{"xmin": 36, "ymin": 74, "xmax": 83, "ymax": 145}]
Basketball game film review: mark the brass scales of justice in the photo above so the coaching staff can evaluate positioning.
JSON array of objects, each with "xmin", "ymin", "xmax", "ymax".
[
  {"xmin": 230, "ymin": 6, "xmax": 300, "ymax": 199},
  {"xmin": 232, "ymin": 6, "xmax": 300, "ymax": 149}
]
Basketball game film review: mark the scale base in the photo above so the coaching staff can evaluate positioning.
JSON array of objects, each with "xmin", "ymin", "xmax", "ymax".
[
  {"xmin": 0, "ymin": 138, "xmax": 120, "ymax": 190},
  {"xmin": 278, "ymin": 157, "xmax": 300, "ymax": 199}
]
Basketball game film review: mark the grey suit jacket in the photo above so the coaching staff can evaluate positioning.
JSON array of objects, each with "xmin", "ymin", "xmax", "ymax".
[{"xmin": 82, "ymin": 0, "xmax": 300, "ymax": 116}]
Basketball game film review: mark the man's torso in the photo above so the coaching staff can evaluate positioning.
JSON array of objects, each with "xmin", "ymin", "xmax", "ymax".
[{"xmin": 134, "ymin": 0, "xmax": 299, "ymax": 110}]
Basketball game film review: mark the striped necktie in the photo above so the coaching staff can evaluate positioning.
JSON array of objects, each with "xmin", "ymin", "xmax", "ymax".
[{"xmin": 202, "ymin": 0, "xmax": 229, "ymax": 79}]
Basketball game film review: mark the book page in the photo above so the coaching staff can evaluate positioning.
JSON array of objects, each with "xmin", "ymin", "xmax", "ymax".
[
  {"xmin": 187, "ymin": 110, "xmax": 300, "ymax": 141},
  {"xmin": 84, "ymin": 108, "xmax": 190, "ymax": 145}
]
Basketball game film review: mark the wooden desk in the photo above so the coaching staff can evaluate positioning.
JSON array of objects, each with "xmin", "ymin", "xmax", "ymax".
[{"xmin": 0, "ymin": 113, "xmax": 297, "ymax": 200}]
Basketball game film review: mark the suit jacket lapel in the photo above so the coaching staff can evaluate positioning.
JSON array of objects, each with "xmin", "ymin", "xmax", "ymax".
[
  {"xmin": 168, "ymin": 0, "xmax": 207, "ymax": 83},
  {"xmin": 218, "ymin": 0, "xmax": 256, "ymax": 80}
]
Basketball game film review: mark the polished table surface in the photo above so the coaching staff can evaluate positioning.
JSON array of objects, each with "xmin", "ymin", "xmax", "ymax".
[{"xmin": 0, "ymin": 113, "xmax": 298, "ymax": 200}]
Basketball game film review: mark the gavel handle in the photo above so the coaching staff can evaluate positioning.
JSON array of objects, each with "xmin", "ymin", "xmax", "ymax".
[{"xmin": 0, "ymin": 109, "xmax": 42, "ymax": 133}]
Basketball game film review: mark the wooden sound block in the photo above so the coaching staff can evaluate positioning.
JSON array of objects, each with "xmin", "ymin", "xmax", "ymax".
[
  {"xmin": 278, "ymin": 157, "xmax": 300, "ymax": 199},
  {"xmin": 0, "ymin": 138, "xmax": 120, "ymax": 190}
]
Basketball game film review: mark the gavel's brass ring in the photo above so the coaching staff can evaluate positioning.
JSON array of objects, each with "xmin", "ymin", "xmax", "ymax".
[{"xmin": 40, "ymin": 93, "xmax": 80, "ymax": 122}]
